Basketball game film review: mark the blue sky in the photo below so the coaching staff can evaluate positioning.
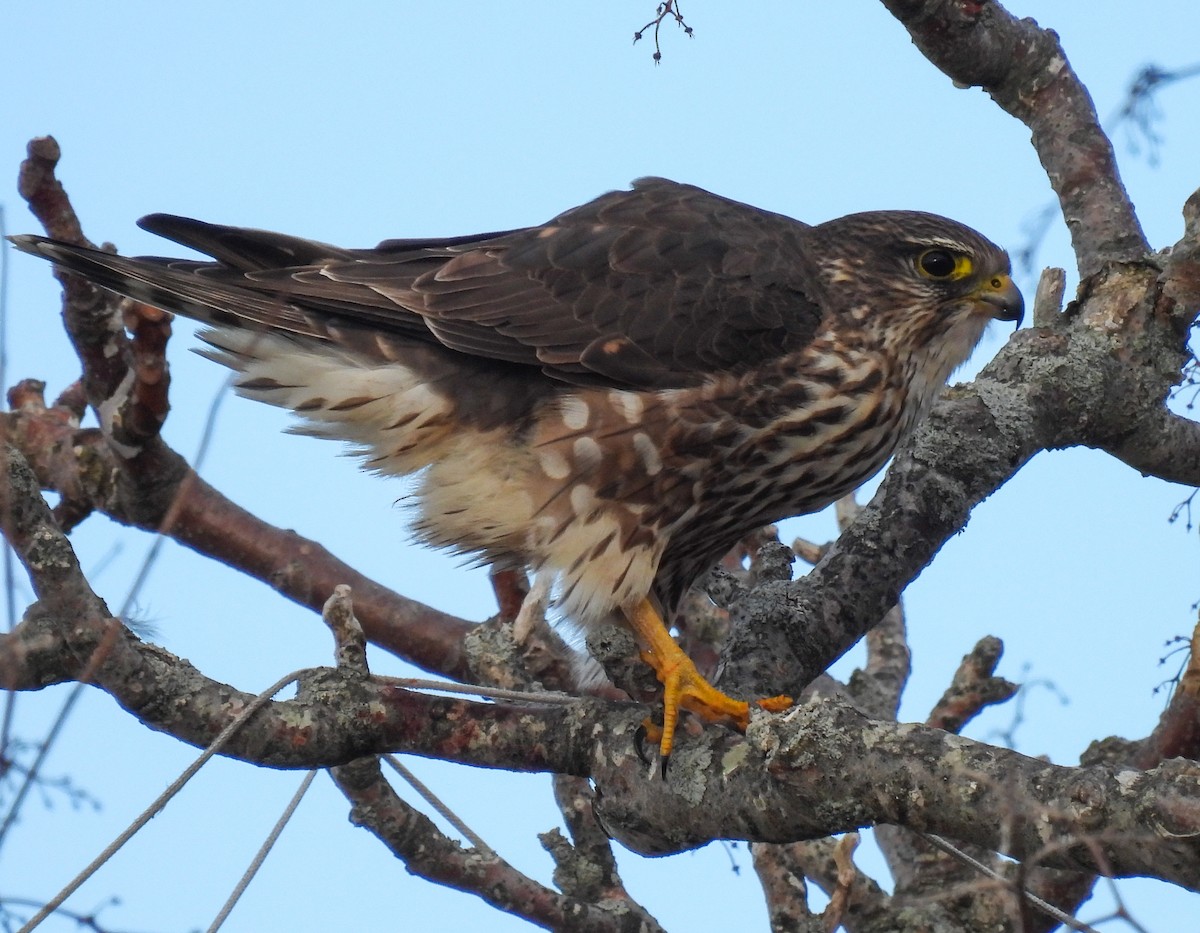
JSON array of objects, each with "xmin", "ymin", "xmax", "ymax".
[{"xmin": 3, "ymin": 2, "xmax": 1199, "ymax": 930}]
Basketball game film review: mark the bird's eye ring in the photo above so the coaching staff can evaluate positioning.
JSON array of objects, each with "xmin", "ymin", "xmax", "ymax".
[{"xmin": 918, "ymin": 249, "xmax": 959, "ymax": 278}]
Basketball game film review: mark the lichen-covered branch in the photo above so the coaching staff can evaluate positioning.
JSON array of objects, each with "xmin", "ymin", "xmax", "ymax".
[
  {"xmin": 2, "ymin": 387, "xmax": 476, "ymax": 678},
  {"xmin": 331, "ymin": 757, "xmax": 663, "ymax": 933},
  {"xmin": 9, "ymin": 580, "xmax": 1198, "ymax": 890},
  {"xmin": 1, "ymin": 466, "xmax": 1194, "ymax": 896}
]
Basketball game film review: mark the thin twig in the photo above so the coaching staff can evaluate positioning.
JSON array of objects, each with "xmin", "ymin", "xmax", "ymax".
[
  {"xmin": 0, "ymin": 617, "xmax": 125, "ymax": 849},
  {"xmin": 0, "ymin": 681, "xmax": 85, "ymax": 848},
  {"xmin": 0, "ymin": 895, "xmax": 160, "ymax": 933},
  {"xmin": 920, "ymin": 833, "xmax": 1100, "ymax": 933},
  {"xmin": 205, "ymin": 769, "xmax": 318, "ymax": 933},
  {"xmin": 0, "ymin": 376, "xmax": 235, "ymax": 850},
  {"xmin": 632, "ymin": 0, "xmax": 694, "ymax": 63},
  {"xmin": 383, "ymin": 676, "xmax": 576, "ymax": 706},
  {"xmin": 1085, "ymin": 872, "xmax": 1153, "ymax": 933},
  {"xmin": 17, "ymin": 669, "xmax": 304, "ymax": 932},
  {"xmin": 383, "ymin": 756, "xmax": 494, "ymax": 855}
]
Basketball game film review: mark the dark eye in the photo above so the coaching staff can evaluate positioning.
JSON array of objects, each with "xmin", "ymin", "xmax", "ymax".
[{"xmin": 918, "ymin": 249, "xmax": 957, "ymax": 278}]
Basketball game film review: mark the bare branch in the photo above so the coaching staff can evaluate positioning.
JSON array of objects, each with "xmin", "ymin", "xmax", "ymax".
[
  {"xmin": 749, "ymin": 843, "xmax": 828, "ymax": 933},
  {"xmin": 632, "ymin": 1, "xmax": 693, "ymax": 64},
  {"xmin": 1120, "ymin": 620, "xmax": 1200, "ymax": 771},
  {"xmin": 2, "ymin": 396, "xmax": 477, "ymax": 677},
  {"xmin": 875, "ymin": 636, "xmax": 1018, "ymax": 906},
  {"xmin": 330, "ymin": 756, "xmax": 664, "ymax": 933},
  {"xmin": 6, "ymin": 553, "xmax": 1197, "ymax": 891},
  {"xmin": 548, "ymin": 776, "xmax": 631, "ymax": 905},
  {"xmin": 753, "ymin": 837, "xmax": 894, "ymax": 933},
  {"xmin": 878, "ymin": 2, "xmax": 1148, "ymax": 275},
  {"xmin": 1100, "ymin": 407, "xmax": 1200, "ymax": 487},
  {"xmin": 17, "ymin": 138, "xmax": 162, "ymax": 456},
  {"xmin": 323, "ymin": 584, "xmax": 369, "ymax": 674},
  {"xmin": 1032, "ymin": 267, "xmax": 1067, "ymax": 328},
  {"xmin": 928, "ymin": 636, "xmax": 1019, "ymax": 734}
]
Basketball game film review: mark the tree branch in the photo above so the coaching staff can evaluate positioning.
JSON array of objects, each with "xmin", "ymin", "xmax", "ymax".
[
  {"xmin": 1100, "ymin": 407, "xmax": 1200, "ymax": 486},
  {"xmin": 5, "ymin": 536, "xmax": 1197, "ymax": 891},
  {"xmin": 928, "ymin": 636, "xmax": 1019, "ymax": 734},
  {"xmin": 877, "ymin": 0, "xmax": 1148, "ymax": 275},
  {"xmin": 331, "ymin": 756, "xmax": 663, "ymax": 933},
  {"xmin": 2, "ymin": 394, "xmax": 476, "ymax": 678},
  {"xmin": 18, "ymin": 137, "xmax": 169, "ymax": 457}
]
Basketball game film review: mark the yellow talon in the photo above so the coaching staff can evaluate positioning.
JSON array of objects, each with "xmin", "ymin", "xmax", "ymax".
[{"xmin": 625, "ymin": 597, "xmax": 792, "ymax": 763}]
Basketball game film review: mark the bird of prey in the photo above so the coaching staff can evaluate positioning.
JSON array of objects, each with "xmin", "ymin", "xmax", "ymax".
[{"xmin": 13, "ymin": 178, "xmax": 1022, "ymax": 764}]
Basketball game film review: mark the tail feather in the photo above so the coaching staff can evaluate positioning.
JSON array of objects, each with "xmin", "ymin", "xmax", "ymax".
[
  {"xmin": 137, "ymin": 214, "xmax": 356, "ymax": 272},
  {"xmin": 9, "ymin": 232, "xmax": 450, "ymax": 350},
  {"xmin": 9, "ymin": 231, "xmax": 554, "ymax": 434},
  {"xmin": 11, "ymin": 234, "xmax": 331, "ymax": 338}
]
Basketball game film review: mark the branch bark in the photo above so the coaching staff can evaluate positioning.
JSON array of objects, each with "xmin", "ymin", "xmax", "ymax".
[
  {"xmin": 331, "ymin": 756, "xmax": 664, "ymax": 933},
  {"xmin": 878, "ymin": 0, "xmax": 1148, "ymax": 275},
  {"xmin": 8, "ymin": 586, "xmax": 1197, "ymax": 891}
]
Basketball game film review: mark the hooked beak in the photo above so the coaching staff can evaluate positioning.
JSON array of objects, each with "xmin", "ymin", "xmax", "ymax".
[{"xmin": 973, "ymin": 273, "xmax": 1024, "ymax": 327}]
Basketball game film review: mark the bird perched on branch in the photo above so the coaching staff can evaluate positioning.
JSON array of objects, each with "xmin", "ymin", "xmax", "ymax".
[{"xmin": 13, "ymin": 178, "xmax": 1022, "ymax": 767}]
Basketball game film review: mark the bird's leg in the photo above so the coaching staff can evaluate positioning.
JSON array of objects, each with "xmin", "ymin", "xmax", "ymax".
[{"xmin": 623, "ymin": 598, "xmax": 792, "ymax": 762}]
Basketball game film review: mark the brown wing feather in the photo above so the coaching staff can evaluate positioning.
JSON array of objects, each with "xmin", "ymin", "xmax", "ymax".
[
  {"xmin": 318, "ymin": 178, "xmax": 828, "ymax": 387},
  {"xmin": 14, "ymin": 178, "xmax": 828, "ymax": 389}
]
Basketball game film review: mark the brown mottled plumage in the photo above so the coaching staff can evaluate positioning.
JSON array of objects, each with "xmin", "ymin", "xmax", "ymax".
[{"xmin": 12, "ymin": 177, "xmax": 1023, "ymax": 762}]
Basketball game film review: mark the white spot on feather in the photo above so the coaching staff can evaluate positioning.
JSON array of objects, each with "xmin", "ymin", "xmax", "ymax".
[
  {"xmin": 560, "ymin": 396, "xmax": 590, "ymax": 430},
  {"xmin": 632, "ymin": 432, "xmax": 662, "ymax": 476},
  {"xmin": 609, "ymin": 390, "xmax": 644, "ymax": 424},
  {"xmin": 538, "ymin": 448, "xmax": 571, "ymax": 480},
  {"xmin": 569, "ymin": 484, "xmax": 595, "ymax": 516},
  {"xmin": 572, "ymin": 436, "xmax": 602, "ymax": 472}
]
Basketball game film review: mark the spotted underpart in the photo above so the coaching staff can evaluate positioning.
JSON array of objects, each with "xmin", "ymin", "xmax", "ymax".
[
  {"xmin": 10, "ymin": 176, "xmax": 1022, "ymax": 637},
  {"xmin": 193, "ymin": 292, "xmax": 998, "ymax": 627}
]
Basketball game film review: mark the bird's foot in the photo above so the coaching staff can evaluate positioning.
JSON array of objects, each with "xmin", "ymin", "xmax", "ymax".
[
  {"xmin": 635, "ymin": 655, "xmax": 792, "ymax": 773},
  {"xmin": 636, "ymin": 643, "xmax": 792, "ymax": 772},
  {"xmin": 623, "ymin": 597, "xmax": 792, "ymax": 773}
]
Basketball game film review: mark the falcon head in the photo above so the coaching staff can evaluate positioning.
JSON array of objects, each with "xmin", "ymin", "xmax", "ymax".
[
  {"xmin": 810, "ymin": 210, "xmax": 1021, "ymax": 320},
  {"xmin": 805, "ymin": 210, "xmax": 1022, "ymax": 394}
]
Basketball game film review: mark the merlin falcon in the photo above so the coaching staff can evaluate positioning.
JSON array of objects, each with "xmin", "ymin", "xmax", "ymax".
[{"xmin": 13, "ymin": 178, "xmax": 1023, "ymax": 763}]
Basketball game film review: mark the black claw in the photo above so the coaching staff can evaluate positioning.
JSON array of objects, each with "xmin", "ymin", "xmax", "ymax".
[
  {"xmin": 633, "ymin": 722, "xmax": 670, "ymax": 777},
  {"xmin": 634, "ymin": 723, "xmax": 652, "ymax": 767}
]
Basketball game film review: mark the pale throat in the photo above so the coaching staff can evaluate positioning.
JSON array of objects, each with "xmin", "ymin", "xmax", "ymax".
[{"xmin": 901, "ymin": 312, "xmax": 991, "ymax": 424}]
